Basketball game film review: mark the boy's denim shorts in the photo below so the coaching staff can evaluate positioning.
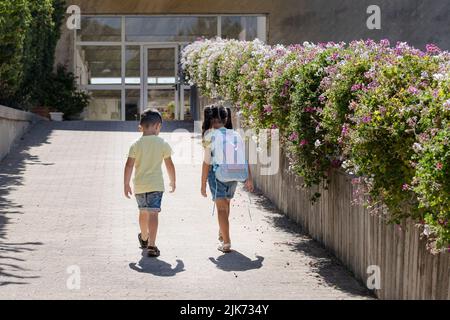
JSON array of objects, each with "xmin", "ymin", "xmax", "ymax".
[
  {"xmin": 208, "ymin": 168, "xmax": 237, "ymax": 201},
  {"xmin": 135, "ymin": 192, "xmax": 163, "ymax": 213}
]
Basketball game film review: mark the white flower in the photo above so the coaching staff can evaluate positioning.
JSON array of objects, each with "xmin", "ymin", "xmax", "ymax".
[
  {"xmin": 314, "ymin": 139, "xmax": 321, "ymax": 148},
  {"xmin": 423, "ymin": 225, "xmax": 431, "ymax": 237}
]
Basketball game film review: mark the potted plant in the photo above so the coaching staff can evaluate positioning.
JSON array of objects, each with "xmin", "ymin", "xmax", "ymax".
[{"xmin": 43, "ymin": 65, "xmax": 90, "ymax": 120}]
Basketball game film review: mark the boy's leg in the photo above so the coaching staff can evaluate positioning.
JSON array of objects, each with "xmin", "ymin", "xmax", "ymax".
[
  {"xmin": 216, "ymin": 199, "xmax": 231, "ymax": 244},
  {"xmin": 139, "ymin": 211, "xmax": 149, "ymax": 240},
  {"xmin": 147, "ymin": 212, "xmax": 159, "ymax": 247}
]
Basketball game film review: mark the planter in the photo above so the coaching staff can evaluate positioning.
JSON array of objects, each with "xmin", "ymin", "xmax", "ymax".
[
  {"xmin": 49, "ymin": 112, "xmax": 64, "ymax": 121},
  {"xmin": 31, "ymin": 106, "xmax": 50, "ymax": 119}
]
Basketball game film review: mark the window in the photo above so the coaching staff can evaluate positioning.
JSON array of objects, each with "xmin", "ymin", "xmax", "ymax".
[
  {"xmin": 78, "ymin": 17, "xmax": 121, "ymax": 42},
  {"xmin": 125, "ymin": 16, "xmax": 218, "ymax": 42},
  {"xmin": 221, "ymin": 16, "xmax": 258, "ymax": 41},
  {"xmin": 86, "ymin": 90, "xmax": 122, "ymax": 121},
  {"xmin": 126, "ymin": 46, "xmax": 140, "ymax": 84},
  {"xmin": 76, "ymin": 46, "xmax": 122, "ymax": 85}
]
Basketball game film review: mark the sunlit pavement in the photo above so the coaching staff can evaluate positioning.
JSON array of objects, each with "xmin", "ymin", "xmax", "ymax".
[{"xmin": 0, "ymin": 121, "xmax": 372, "ymax": 299}]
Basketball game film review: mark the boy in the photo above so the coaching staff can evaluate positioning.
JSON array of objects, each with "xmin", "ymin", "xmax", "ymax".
[{"xmin": 124, "ymin": 109, "xmax": 176, "ymax": 257}]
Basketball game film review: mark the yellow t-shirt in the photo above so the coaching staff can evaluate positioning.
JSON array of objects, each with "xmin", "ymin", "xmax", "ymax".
[{"xmin": 128, "ymin": 135, "xmax": 173, "ymax": 194}]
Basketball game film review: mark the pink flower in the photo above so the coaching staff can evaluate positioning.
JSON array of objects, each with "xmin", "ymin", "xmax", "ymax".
[
  {"xmin": 362, "ymin": 115, "xmax": 372, "ymax": 124},
  {"xmin": 408, "ymin": 86, "xmax": 419, "ymax": 95},
  {"xmin": 288, "ymin": 132, "xmax": 298, "ymax": 141},
  {"xmin": 300, "ymin": 139, "xmax": 308, "ymax": 146},
  {"xmin": 271, "ymin": 124, "xmax": 278, "ymax": 129},
  {"xmin": 436, "ymin": 162, "xmax": 443, "ymax": 170},
  {"xmin": 264, "ymin": 105, "xmax": 273, "ymax": 114},
  {"xmin": 426, "ymin": 43, "xmax": 441, "ymax": 55},
  {"xmin": 351, "ymin": 84, "xmax": 362, "ymax": 92},
  {"xmin": 402, "ymin": 183, "xmax": 409, "ymax": 191},
  {"xmin": 341, "ymin": 124, "xmax": 349, "ymax": 137}
]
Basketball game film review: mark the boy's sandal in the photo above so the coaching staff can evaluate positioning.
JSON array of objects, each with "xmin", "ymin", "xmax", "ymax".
[
  {"xmin": 147, "ymin": 246, "xmax": 160, "ymax": 257},
  {"xmin": 138, "ymin": 233, "xmax": 148, "ymax": 249},
  {"xmin": 218, "ymin": 243, "xmax": 232, "ymax": 253}
]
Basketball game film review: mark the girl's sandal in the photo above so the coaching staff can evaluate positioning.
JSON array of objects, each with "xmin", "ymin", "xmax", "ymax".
[
  {"xmin": 147, "ymin": 246, "xmax": 161, "ymax": 257},
  {"xmin": 218, "ymin": 243, "xmax": 232, "ymax": 253}
]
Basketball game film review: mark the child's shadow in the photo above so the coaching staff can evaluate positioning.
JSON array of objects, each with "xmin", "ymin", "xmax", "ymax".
[
  {"xmin": 129, "ymin": 253, "xmax": 185, "ymax": 277},
  {"xmin": 209, "ymin": 251, "xmax": 264, "ymax": 272}
]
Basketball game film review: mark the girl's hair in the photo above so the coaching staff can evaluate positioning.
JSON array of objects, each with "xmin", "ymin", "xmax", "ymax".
[{"xmin": 202, "ymin": 104, "xmax": 233, "ymax": 137}]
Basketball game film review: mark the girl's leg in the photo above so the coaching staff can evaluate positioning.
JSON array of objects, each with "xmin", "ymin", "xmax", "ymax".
[
  {"xmin": 147, "ymin": 212, "xmax": 159, "ymax": 247},
  {"xmin": 216, "ymin": 199, "xmax": 231, "ymax": 244},
  {"xmin": 139, "ymin": 211, "xmax": 149, "ymax": 240}
]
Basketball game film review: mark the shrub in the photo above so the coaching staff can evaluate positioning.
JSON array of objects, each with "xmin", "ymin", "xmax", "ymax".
[
  {"xmin": 182, "ymin": 39, "xmax": 450, "ymax": 251},
  {"xmin": 0, "ymin": 0, "xmax": 66, "ymax": 109},
  {"xmin": 43, "ymin": 65, "xmax": 90, "ymax": 119}
]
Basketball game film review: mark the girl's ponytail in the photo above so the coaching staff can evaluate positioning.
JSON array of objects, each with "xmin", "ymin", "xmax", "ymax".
[
  {"xmin": 225, "ymin": 107, "xmax": 233, "ymax": 130},
  {"xmin": 202, "ymin": 105, "xmax": 213, "ymax": 137}
]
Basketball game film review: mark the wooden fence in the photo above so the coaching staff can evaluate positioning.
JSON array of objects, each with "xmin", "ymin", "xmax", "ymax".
[{"xmin": 251, "ymin": 146, "xmax": 449, "ymax": 299}]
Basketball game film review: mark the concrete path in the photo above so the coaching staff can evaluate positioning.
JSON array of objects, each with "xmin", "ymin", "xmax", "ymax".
[{"xmin": 0, "ymin": 121, "xmax": 372, "ymax": 299}]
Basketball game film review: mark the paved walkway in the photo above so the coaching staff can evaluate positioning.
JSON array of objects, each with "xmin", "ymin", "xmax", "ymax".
[{"xmin": 0, "ymin": 121, "xmax": 372, "ymax": 299}]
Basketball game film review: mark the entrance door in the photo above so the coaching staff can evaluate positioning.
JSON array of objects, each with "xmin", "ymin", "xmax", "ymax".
[{"xmin": 142, "ymin": 45, "xmax": 180, "ymax": 120}]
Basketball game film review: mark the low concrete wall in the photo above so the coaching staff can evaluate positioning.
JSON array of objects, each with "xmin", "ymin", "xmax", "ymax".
[
  {"xmin": 0, "ymin": 105, "xmax": 46, "ymax": 161},
  {"xmin": 251, "ymin": 147, "xmax": 450, "ymax": 300}
]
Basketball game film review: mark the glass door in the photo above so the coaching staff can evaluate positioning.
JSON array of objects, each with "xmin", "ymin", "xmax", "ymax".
[{"xmin": 142, "ymin": 45, "xmax": 179, "ymax": 120}]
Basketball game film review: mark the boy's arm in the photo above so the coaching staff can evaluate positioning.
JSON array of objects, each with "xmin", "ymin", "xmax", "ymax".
[
  {"xmin": 124, "ymin": 157, "xmax": 135, "ymax": 198},
  {"xmin": 164, "ymin": 157, "xmax": 176, "ymax": 193}
]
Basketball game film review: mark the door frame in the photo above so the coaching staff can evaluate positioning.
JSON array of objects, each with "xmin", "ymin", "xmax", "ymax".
[{"xmin": 141, "ymin": 44, "xmax": 180, "ymax": 120}]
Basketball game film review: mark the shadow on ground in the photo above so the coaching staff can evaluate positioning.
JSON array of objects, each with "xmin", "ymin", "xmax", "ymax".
[
  {"xmin": 0, "ymin": 122, "xmax": 51, "ymax": 286},
  {"xmin": 252, "ymin": 192, "xmax": 373, "ymax": 298},
  {"xmin": 129, "ymin": 253, "xmax": 185, "ymax": 277},
  {"xmin": 209, "ymin": 251, "xmax": 264, "ymax": 272}
]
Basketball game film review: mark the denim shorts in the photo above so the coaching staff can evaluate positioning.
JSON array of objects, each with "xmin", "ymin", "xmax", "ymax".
[
  {"xmin": 135, "ymin": 192, "xmax": 163, "ymax": 212},
  {"xmin": 208, "ymin": 168, "xmax": 238, "ymax": 201}
]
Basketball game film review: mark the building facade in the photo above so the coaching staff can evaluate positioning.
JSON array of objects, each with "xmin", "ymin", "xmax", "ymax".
[{"xmin": 55, "ymin": 0, "xmax": 450, "ymax": 121}]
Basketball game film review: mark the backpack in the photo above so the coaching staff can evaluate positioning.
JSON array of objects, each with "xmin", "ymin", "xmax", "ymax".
[{"xmin": 211, "ymin": 128, "xmax": 248, "ymax": 183}]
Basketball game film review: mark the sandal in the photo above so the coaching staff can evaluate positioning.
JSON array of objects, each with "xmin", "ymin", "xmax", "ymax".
[
  {"xmin": 138, "ymin": 233, "xmax": 148, "ymax": 249},
  {"xmin": 218, "ymin": 243, "xmax": 232, "ymax": 253},
  {"xmin": 147, "ymin": 246, "xmax": 160, "ymax": 257}
]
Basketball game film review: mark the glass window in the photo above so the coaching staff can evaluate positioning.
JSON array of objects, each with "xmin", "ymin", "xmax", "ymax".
[
  {"xmin": 76, "ymin": 46, "xmax": 122, "ymax": 85},
  {"xmin": 125, "ymin": 89, "xmax": 140, "ymax": 121},
  {"xmin": 85, "ymin": 90, "xmax": 122, "ymax": 121},
  {"xmin": 221, "ymin": 16, "xmax": 257, "ymax": 41},
  {"xmin": 147, "ymin": 89, "xmax": 176, "ymax": 120},
  {"xmin": 125, "ymin": 16, "xmax": 217, "ymax": 42},
  {"xmin": 147, "ymin": 47, "xmax": 176, "ymax": 85},
  {"xmin": 78, "ymin": 17, "xmax": 122, "ymax": 42},
  {"xmin": 126, "ymin": 46, "xmax": 140, "ymax": 84}
]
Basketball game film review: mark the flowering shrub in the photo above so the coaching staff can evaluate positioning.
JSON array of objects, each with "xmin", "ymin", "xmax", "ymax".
[{"xmin": 182, "ymin": 39, "xmax": 450, "ymax": 252}]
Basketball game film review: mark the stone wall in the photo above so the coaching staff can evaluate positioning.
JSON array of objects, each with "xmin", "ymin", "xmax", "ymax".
[{"xmin": 0, "ymin": 106, "xmax": 46, "ymax": 161}]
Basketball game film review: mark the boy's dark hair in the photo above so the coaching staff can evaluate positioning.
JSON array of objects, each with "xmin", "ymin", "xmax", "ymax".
[
  {"xmin": 140, "ymin": 109, "xmax": 163, "ymax": 128},
  {"xmin": 202, "ymin": 104, "xmax": 233, "ymax": 137}
]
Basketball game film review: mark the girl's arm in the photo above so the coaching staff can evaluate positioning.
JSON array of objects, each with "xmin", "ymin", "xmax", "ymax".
[
  {"xmin": 201, "ymin": 147, "xmax": 211, "ymax": 197},
  {"xmin": 245, "ymin": 164, "xmax": 254, "ymax": 192}
]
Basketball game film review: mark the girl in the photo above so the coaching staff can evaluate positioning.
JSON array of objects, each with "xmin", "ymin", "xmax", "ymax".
[{"xmin": 200, "ymin": 104, "xmax": 254, "ymax": 253}]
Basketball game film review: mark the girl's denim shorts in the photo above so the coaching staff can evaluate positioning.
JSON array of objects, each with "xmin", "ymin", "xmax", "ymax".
[
  {"xmin": 208, "ymin": 168, "xmax": 237, "ymax": 201},
  {"xmin": 135, "ymin": 191, "xmax": 163, "ymax": 212}
]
